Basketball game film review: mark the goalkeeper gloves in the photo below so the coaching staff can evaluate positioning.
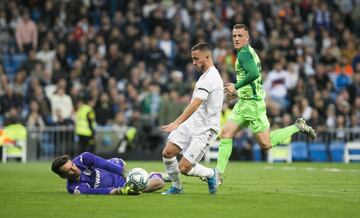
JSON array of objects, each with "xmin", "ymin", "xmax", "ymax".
[{"xmin": 117, "ymin": 186, "xmax": 141, "ymax": 195}]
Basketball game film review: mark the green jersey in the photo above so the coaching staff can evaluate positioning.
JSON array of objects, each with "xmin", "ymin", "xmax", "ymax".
[{"xmin": 234, "ymin": 44, "xmax": 265, "ymax": 100}]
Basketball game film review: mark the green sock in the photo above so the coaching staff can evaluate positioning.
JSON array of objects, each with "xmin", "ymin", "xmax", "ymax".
[
  {"xmin": 270, "ymin": 125, "xmax": 299, "ymax": 147},
  {"xmin": 216, "ymin": 138, "xmax": 233, "ymax": 174}
]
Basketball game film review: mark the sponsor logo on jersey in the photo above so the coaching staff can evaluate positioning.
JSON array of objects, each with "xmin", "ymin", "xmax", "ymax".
[{"xmin": 94, "ymin": 169, "xmax": 101, "ymax": 188}]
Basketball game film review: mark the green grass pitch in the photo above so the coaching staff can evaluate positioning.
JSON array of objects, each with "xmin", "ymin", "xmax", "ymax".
[{"xmin": 0, "ymin": 161, "xmax": 359, "ymax": 218}]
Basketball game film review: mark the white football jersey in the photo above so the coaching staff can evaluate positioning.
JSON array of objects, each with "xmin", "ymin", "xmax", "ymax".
[{"xmin": 187, "ymin": 66, "xmax": 224, "ymax": 133}]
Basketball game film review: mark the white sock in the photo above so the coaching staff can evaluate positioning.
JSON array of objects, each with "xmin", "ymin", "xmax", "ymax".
[
  {"xmin": 187, "ymin": 163, "xmax": 214, "ymax": 178},
  {"xmin": 163, "ymin": 157, "xmax": 182, "ymax": 188}
]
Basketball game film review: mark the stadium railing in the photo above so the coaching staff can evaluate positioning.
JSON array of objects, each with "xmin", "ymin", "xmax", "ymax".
[{"xmin": 19, "ymin": 126, "xmax": 360, "ymax": 162}]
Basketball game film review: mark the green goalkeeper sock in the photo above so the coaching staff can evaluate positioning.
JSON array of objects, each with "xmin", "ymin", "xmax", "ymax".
[
  {"xmin": 270, "ymin": 125, "xmax": 299, "ymax": 147},
  {"xmin": 216, "ymin": 138, "xmax": 233, "ymax": 174}
]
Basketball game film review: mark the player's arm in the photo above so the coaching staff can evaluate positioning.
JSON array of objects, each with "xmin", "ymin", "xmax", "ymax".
[
  {"xmin": 79, "ymin": 152, "xmax": 126, "ymax": 176},
  {"xmin": 162, "ymin": 78, "xmax": 211, "ymax": 132},
  {"xmin": 69, "ymin": 183, "xmax": 114, "ymax": 194},
  {"xmin": 161, "ymin": 98, "xmax": 202, "ymax": 132},
  {"xmin": 69, "ymin": 183, "xmax": 139, "ymax": 195},
  {"xmin": 233, "ymin": 51, "xmax": 260, "ymax": 90}
]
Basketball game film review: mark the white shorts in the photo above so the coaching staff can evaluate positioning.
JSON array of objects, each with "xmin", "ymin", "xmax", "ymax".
[{"xmin": 168, "ymin": 122, "xmax": 217, "ymax": 165}]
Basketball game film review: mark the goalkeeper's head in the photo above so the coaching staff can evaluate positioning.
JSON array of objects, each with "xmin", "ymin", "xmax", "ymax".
[
  {"xmin": 51, "ymin": 155, "xmax": 81, "ymax": 181},
  {"xmin": 232, "ymin": 24, "xmax": 249, "ymax": 50}
]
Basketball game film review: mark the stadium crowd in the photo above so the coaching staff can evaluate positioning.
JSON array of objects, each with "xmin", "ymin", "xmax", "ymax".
[{"xmin": 0, "ymin": 0, "xmax": 359, "ymax": 153}]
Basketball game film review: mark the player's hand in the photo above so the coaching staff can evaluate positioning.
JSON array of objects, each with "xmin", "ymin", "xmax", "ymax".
[
  {"xmin": 161, "ymin": 122, "xmax": 179, "ymax": 132},
  {"xmin": 224, "ymin": 83, "xmax": 236, "ymax": 93},
  {"xmin": 117, "ymin": 186, "xmax": 141, "ymax": 195},
  {"xmin": 224, "ymin": 83, "xmax": 238, "ymax": 102}
]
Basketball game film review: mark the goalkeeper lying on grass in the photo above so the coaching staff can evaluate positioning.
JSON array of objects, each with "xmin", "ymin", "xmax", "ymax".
[{"xmin": 51, "ymin": 152, "xmax": 170, "ymax": 195}]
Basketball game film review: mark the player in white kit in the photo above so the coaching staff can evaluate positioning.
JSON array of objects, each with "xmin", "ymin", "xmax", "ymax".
[{"xmin": 161, "ymin": 42, "xmax": 224, "ymax": 194}]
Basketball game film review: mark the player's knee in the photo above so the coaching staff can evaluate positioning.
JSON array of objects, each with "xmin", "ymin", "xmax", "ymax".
[
  {"xmin": 220, "ymin": 129, "xmax": 233, "ymax": 139},
  {"xmin": 259, "ymin": 143, "xmax": 272, "ymax": 150},
  {"xmin": 157, "ymin": 179, "xmax": 165, "ymax": 189},
  {"xmin": 162, "ymin": 149, "xmax": 175, "ymax": 158}
]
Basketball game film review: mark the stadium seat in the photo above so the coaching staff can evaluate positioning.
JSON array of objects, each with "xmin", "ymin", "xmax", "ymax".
[
  {"xmin": 329, "ymin": 141, "xmax": 345, "ymax": 162},
  {"xmin": 344, "ymin": 141, "xmax": 360, "ymax": 163},
  {"xmin": 41, "ymin": 133, "xmax": 55, "ymax": 158},
  {"xmin": 309, "ymin": 143, "xmax": 328, "ymax": 162},
  {"xmin": 252, "ymin": 144, "xmax": 262, "ymax": 161},
  {"xmin": 1, "ymin": 124, "xmax": 27, "ymax": 163},
  {"xmin": 268, "ymin": 144, "xmax": 292, "ymax": 163},
  {"xmin": 12, "ymin": 53, "xmax": 27, "ymax": 71},
  {"xmin": 291, "ymin": 141, "xmax": 308, "ymax": 161},
  {"xmin": 204, "ymin": 139, "xmax": 219, "ymax": 163}
]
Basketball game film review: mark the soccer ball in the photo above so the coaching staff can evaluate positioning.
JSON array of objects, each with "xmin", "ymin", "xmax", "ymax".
[{"xmin": 126, "ymin": 168, "xmax": 149, "ymax": 191}]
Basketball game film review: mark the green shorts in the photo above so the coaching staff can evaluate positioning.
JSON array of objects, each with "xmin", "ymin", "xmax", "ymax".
[{"xmin": 229, "ymin": 98, "xmax": 270, "ymax": 133}]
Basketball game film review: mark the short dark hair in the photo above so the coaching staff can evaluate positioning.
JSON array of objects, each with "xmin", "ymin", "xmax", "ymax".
[
  {"xmin": 51, "ymin": 155, "xmax": 70, "ymax": 178},
  {"xmin": 233, "ymin": 24, "xmax": 249, "ymax": 31},
  {"xmin": 191, "ymin": 42, "xmax": 212, "ymax": 52}
]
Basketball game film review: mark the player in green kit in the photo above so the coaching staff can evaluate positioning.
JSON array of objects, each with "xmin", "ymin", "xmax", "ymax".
[{"xmin": 216, "ymin": 24, "xmax": 316, "ymax": 184}]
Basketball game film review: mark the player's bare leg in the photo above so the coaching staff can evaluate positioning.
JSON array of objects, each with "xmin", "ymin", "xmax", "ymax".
[
  {"xmin": 179, "ymin": 157, "xmax": 219, "ymax": 194},
  {"xmin": 255, "ymin": 117, "xmax": 316, "ymax": 149},
  {"xmin": 143, "ymin": 174, "xmax": 165, "ymax": 193}
]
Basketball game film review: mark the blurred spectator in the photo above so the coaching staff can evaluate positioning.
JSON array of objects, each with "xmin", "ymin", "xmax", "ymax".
[
  {"xmin": 313, "ymin": 2, "xmax": 331, "ymax": 31},
  {"xmin": 298, "ymin": 97, "xmax": 312, "ymax": 121},
  {"xmin": 325, "ymin": 104, "xmax": 337, "ymax": 128},
  {"xmin": 21, "ymin": 50, "xmax": 41, "ymax": 75},
  {"xmin": 314, "ymin": 63, "xmax": 331, "ymax": 91},
  {"xmin": 158, "ymin": 30, "xmax": 176, "ymax": 63},
  {"xmin": 145, "ymin": 38, "xmax": 166, "ymax": 70},
  {"xmin": 47, "ymin": 87, "xmax": 73, "ymax": 123},
  {"xmin": 0, "ymin": 9, "xmax": 12, "ymax": 53},
  {"xmin": 284, "ymin": 63, "xmax": 299, "ymax": 92},
  {"xmin": 319, "ymin": 48, "xmax": 337, "ymax": 69},
  {"xmin": 335, "ymin": 114, "xmax": 347, "ymax": 141},
  {"xmin": 36, "ymin": 41, "xmax": 56, "ymax": 74},
  {"xmin": 0, "ymin": 86, "xmax": 23, "ymax": 115},
  {"xmin": 107, "ymin": 43, "xmax": 122, "ymax": 78},
  {"xmin": 167, "ymin": 70, "xmax": 190, "ymax": 96},
  {"xmin": 336, "ymin": 67, "xmax": 352, "ymax": 92},
  {"xmin": 11, "ymin": 69, "xmax": 27, "ymax": 97},
  {"xmin": 140, "ymin": 83, "xmax": 161, "ymax": 119},
  {"xmin": 15, "ymin": 10, "xmax": 38, "ymax": 53},
  {"xmin": 26, "ymin": 100, "xmax": 45, "ymax": 129},
  {"xmin": 75, "ymin": 96, "xmax": 96, "ymax": 154},
  {"xmin": 264, "ymin": 62, "xmax": 290, "ymax": 110},
  {"xmin": 174, "ymin": 40, "xmax": 191, "ymax": 72},
  {"xmin": 211, "ymin": 21, "xmax": 231, "ymax": 44},
  {"xmin": 4, "ymin": 107, "xmax": 23, "ymax": 126},
  {"xmin": 213, "ymin": 38, "xmax": 228, "ymax": 65},
  {"xmin": 95, "ymin": 92, "xmax": 114, "ymax": 126},
  {"xmin": 159, "ymin": 89, "xmax": 186, "ymax": 126}
]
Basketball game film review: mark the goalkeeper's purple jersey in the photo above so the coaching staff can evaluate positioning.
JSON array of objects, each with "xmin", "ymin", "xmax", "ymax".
[{"xmin": 66, "ymin": 152, "xmax": 126, "ymax": 194}]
